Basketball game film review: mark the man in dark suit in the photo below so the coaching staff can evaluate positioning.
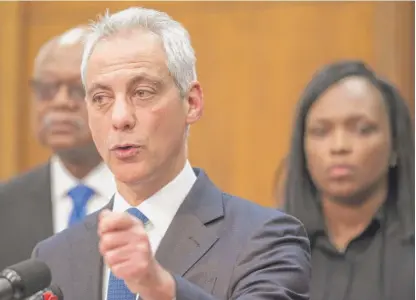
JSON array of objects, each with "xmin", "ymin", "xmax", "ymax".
[
  {"xmin": 0, "ymin": 27, "xmax": 115, "ymax": 269},
  {"xmin": 32, "ymin": 7, "xmax": 311, "ymax": 300}
]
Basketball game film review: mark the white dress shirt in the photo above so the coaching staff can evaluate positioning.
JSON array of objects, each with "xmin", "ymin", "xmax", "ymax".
[
  {"xmin": 50, "ymin": 155, "xmax": 116, "ymax": 234},
  {"xmin": 103, "ymin": 160, "xmax": 197, "ymax": 300}
]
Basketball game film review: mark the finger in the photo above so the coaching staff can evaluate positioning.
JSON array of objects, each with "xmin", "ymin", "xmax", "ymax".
[
  {"xmin": 99, "ymin": 227, "xmax": 147, "ymax": 253},
  {"xmin": 103, "ymin": 243, "xmax": 149, "ymax": 267},
  {"xmin": 98, "ymin": 211, "xmax": 138, "ymax": 235},
  {"xmin": 111, "ymin": 257, "xmax": 151, "ymax": 280}
]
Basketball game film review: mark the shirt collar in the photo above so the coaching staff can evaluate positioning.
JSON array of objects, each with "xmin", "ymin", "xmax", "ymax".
[
  {"xmin": 113, "ymin": 160, "xmax": 197, "ymax": 236},
  {"xmin": 50, "ymin": 155, "xmax": 116, "ymax": 199},
  {"xmin": 307, "ymin": 200, "xmax": 387, "ymax": 239}
]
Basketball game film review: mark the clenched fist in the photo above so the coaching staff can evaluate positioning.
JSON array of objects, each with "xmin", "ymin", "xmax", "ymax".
[{"xmin": 98, "ymin": 209, "xmax": 176, "ymax": 300}]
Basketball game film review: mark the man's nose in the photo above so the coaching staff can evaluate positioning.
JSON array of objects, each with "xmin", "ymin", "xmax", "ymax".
[
  {"xmin": 111, "ymin": 98, "xmax": 136, "ymax": 131},
  {"xmin": 51, "ymin": 86, "xmax": 75, "ymax": 109}
]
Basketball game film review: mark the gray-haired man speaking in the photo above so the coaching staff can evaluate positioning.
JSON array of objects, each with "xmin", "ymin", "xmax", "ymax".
[{"xmin": 32, "ymin": 7, "xmax": 311, "ymax": 300}]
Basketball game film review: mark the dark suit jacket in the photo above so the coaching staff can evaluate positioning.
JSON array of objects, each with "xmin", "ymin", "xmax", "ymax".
[
  {"xmin": 0, "ymin": 163, "xmax": 54, "ymax": 269},
  {"xmin": 33, "ymin": 168, "xmax": 311, "ymax": 299}
]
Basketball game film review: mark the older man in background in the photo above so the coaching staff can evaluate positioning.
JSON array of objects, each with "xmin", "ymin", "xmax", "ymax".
[{"xmin": 0, "ymin": 26, "xmax": 116, "ymax": 269}]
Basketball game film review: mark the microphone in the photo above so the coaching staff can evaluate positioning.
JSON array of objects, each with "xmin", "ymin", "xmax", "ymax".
[
  {"xmin": 25, "ymin": 284, "xmax": 63, "ymax": 300},
  {"xmin": 0, "ymin": 259, "xmax": 51, "ymax": 300}
]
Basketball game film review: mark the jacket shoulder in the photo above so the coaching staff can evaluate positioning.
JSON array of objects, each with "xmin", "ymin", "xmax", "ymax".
[
  {"xmin": 223, "ymin": 193, "xmax": 304, "ymax": 230},
  {"xmin": 1, "ymin": 163, "xmax": 50, "ymax": 194}
]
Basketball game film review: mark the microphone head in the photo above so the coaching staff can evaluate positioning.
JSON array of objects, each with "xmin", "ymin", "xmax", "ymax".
[
  {"xmin": 2, "ymin": 259, "xmax": 51, "ymax": 298},
  {"xmin": 44, "ymin": 284, "xmax": 64, "ymax": 300}
]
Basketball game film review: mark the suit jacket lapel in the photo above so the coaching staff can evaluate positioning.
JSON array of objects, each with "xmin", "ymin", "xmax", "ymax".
[
  {"xmin": 155, "ymin": 169, "xmax": 224, "ymax": 276},
  {"xmin": 29, "ymin": 163, "xmax": 54, "ymax": 236},
  {"xmin": 66, "ymin": 168, "xmax": 224, "ymax": 298},
  {"xmin": 69, "ymin": 199, "xmax": 114, "ymax": 300}
]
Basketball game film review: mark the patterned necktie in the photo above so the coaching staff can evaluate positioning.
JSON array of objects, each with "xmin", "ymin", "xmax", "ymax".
[
  {"xmin": 106, "ymin": 208, "xmax": 150, "ymax": 300},
  {"xmin": 67, "ymin": 184, "xmax": 95, "ymax": 227}
]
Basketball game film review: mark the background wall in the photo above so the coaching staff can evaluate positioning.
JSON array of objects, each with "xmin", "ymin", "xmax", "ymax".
[{"xmin": 0, "ymin": 1, "xmax": 414, "ymax": 207}]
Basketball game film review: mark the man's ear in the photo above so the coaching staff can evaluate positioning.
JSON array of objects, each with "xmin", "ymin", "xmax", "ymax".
[{"xmin": 185, "ymin": 81, "xmax": 204, "ymax": 125}]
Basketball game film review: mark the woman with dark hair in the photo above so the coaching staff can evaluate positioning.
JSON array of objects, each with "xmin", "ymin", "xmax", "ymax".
[{"xmin": 284, "ymin": 60, "xmax": 414, "ymax": 300}]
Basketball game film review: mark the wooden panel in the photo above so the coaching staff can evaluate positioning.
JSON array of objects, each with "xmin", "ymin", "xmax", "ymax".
[
  {"xmin": 374, "ymin": 1, "xmax": 415, "ymax": 112},
  {"xmin": 0, "ymin": 2, "xmax": 26, "ymax": 179},
  {"xmin": 4, "ymin": 2, "xmax": 414, "ymax": 207}
]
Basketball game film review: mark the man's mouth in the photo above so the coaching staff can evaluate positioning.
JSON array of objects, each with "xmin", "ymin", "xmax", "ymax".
[
  {"xmin": 110, "ymin": 144, "xmax": 141, "ymax": 159},
  {"xmin": 111, "ymin": 144, "xmax": 140, "ymax": 150}
]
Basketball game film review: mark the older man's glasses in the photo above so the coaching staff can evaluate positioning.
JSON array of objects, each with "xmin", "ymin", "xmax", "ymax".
[{"xmin": 30, "ymin": 79, "xmax": 85, "ymax": 102}]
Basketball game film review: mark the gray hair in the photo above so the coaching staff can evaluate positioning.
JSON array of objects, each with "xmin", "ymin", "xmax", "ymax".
[{"xmin": 80, "ymin": 7, "xmax": 197, "ymax": 97}]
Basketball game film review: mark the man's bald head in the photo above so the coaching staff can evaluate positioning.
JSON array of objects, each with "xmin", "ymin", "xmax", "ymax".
[{"xmin": 33, "ymin": 26, "xmax": 88, "ymax": 77}]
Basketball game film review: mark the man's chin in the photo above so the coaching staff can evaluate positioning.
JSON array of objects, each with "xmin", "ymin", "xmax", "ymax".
[
  {"xmin": 112, "ymin": 164, "xmax": 151, "ymax": 186},
  {"xmin": 46, "ymin": 137, "xmax": 84, "ymax": 152},
  {"xmin": 48, "ymin": 143, "xmax": 77, "ymax": 152},
  {"xmin": 114, "ymin": 173, "xmax": 147, "ymax": 186}
]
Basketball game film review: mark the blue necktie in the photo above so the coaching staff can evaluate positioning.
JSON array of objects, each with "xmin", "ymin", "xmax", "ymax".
[
  {"xmin": 106, "ymin": 208, "xmax": 150, "ymax": 300},
  {"xmin": 67, "ymin": 184, "xmax": 95, "ymax": 227}
]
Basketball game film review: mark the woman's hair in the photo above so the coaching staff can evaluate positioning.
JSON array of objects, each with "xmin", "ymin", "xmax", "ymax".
[
  {"xmin": 284, "ymin": 60, "xmax": 414, "ymax": 237},
  {"xmin": 272, "ymin": 157, "xmax": 288, "ymax": 207}
]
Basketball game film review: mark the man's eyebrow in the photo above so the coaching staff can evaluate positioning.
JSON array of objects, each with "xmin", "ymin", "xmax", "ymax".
[
  {"xmin": 127, "ymin": 75, "xmax": 163, "ymax": 88},
  {"xmin": 87, "ymin": 83, "xmax": 112, "ymax": 96},
  {"xmin": 86, "ymin": 74, "xmax": 164, "ymax": 96}
]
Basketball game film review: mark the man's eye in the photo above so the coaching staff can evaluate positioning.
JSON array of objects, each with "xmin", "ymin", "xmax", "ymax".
[
  {"xmin": 133, "ymin": 89, "xmax": 153, "ymax": 99},
  {"xmin": 92, "ymin": 94, "xmax": 109, "ymax": 105}
]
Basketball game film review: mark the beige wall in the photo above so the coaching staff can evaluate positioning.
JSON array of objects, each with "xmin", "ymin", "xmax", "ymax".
[{"xmin": 0, "ymin": 1, "xmax": 414, "ymax": 207}]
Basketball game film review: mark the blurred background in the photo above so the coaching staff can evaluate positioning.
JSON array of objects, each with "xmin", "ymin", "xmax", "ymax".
[{"xmin": 0, "ymin": 1, "xmax": 414, "ymax": 208}]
